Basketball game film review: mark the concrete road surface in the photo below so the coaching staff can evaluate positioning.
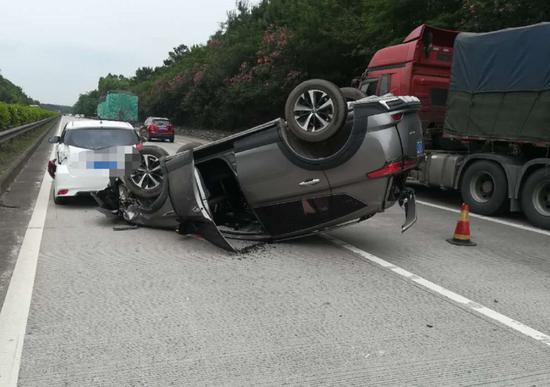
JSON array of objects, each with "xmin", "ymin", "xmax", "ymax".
[{"xmin": 1, "ymin": 116, "xmax": 549, "ymax": 386}]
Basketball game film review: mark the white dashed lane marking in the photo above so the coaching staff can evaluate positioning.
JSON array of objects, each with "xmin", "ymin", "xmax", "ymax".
[{"xmin": 324, "ymin": 234, "xmax": 550, "ymax": 347}]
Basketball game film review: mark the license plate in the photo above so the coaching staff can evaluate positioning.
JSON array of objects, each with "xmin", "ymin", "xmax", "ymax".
[
  {"xmin": 416, "ymin": 140, "xmax": 424, "ymax": 155},
  {"xmin": 90, "ymin": 161, "xmax": 118, "ymax": 169}
]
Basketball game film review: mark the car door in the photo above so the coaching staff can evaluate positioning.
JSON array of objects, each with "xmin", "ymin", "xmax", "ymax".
[
  {"xmin": 233, "ymin": 122, "xmax": 332, "ymax": 236},
  {"xmin": 56, "ymin": 126, "xmax": 69, "ymax": 165},
  {"xmin": 164, "ymin": 151, "xmax": 235, "ymax": 251}
]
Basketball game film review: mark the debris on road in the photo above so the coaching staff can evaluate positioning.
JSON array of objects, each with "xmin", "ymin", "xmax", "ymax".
[{"xmin": 113, "ymin": 224, "xmax": 139, "ymax": 231}]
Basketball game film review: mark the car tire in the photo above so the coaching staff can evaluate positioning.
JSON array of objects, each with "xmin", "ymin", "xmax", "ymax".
[
  {"xmin": 284, "ymin": 79, "xmax": 347, "ymax": 143},
  {"xmin": 176, "ymin": 142, "xmax": 201, "ymax": 154},
  {"xmin": 169, "ymin": 136, "xmax": 175, "ymax": 143},
  {"xmin": 520, "ymin": 168, "xmax": 550, "ymax": 230},
  {"xmin": 340, "ymin": 87, "xmax": 366, "ymax": 102},
  {"xmin": 125, "ymin": 145, "xmax": 168, "ymax": 199},
  {"xmin": 461, "ymin": 160, "xmax": 508, "ymax": 215}
]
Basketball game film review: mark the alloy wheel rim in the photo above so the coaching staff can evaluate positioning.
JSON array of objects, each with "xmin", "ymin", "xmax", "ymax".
[
  {"xmin": 130, "ymin": 154, "xmax": 163, "ymax": 190},
  {"xmin": 293, "ymin": 89, "xmax": 334, "ymax": 133}
]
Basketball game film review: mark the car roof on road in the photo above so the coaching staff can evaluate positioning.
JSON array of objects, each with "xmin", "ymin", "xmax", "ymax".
[{"xmin": 64, "ymin": 119, "xmax": 135, "ymax": 131}]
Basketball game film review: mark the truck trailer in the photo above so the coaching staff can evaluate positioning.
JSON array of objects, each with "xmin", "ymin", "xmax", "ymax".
[
  {"xmin": 357, "ymin": 23, "xmax": 550, "ymax": 229},
  {"xmin": 97, "ymin": 91, "xmax": 139, "ymax": 123}
]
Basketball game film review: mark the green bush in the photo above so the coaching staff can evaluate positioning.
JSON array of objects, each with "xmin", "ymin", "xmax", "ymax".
[{"xmin": 0, "ymin": 102, "xmax": 56, "ymax": 131}]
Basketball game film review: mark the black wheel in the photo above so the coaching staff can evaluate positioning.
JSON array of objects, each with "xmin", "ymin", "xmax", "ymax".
[
  {"xmin": 176, "ymin": 142, "xmax": 200, "ymax": 154},
  {"xmin": 520, "ymin": 168, "xmax": 550, "ymax": 229},
  {"xmin": 169, "ymin": 136, "xmax": 175, "ymax": 143},
  {"xmin": 340, "ymin": 87, "xmax": 366, "ymax": 102},
  {"xmin": 461, "ymin": 160, "xmax": 508, "ymax": 215},
  {"xmin": 125, "ymin": 146, "xmax": 168, "ymax": 199},
  {"xmin": 284, "ymin": 79, "xmax": 347, "ymax": 143}
]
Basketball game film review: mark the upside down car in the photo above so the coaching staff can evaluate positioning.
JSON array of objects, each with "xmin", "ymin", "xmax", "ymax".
[{"xmin": 93, "ymin": 79, "xmax": 423, "ymax": 251}]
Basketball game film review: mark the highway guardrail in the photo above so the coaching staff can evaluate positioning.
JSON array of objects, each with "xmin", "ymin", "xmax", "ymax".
[{"xmin": 0, "ymin": 116, "xmax": 58, "ymax": 146}]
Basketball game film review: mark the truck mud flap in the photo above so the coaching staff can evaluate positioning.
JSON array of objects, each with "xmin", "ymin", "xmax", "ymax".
[{"xmin": 165, "ymin": 151, "xmax": 236, "ymax": 252}]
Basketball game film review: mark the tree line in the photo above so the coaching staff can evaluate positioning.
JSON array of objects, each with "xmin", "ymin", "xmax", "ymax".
[
  {"xmin": 73, "ymin": 0, "xmax": 550, "ymax": 131},
  {"xmin": 0, "ymin": 74, "xmax": 36, "ymax": 105},
  {"xmin": 0, "ymin": 74, "xmax": 57, "ymax": 130}
]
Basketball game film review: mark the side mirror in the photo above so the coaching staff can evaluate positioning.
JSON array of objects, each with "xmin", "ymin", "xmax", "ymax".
[{"xmin": 48, "ymin": 136, "xmax": 60, "ymax": 144}]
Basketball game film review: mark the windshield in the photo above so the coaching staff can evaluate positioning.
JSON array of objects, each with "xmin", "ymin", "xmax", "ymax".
[
  {"xmin": 153, "ymin": 119, "xmax": 170, "ymax": 126},
  {"xmin": 64, "ymin": 128, "xmax": 139, "ymax": 150}
]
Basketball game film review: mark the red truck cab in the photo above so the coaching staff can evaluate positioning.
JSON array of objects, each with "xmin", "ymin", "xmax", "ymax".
[{"xmin": 359, "ymin": 25, "xmax": 459, "ymax": 133}]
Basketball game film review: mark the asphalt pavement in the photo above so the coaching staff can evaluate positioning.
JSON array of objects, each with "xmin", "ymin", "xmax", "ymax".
[{"xmin": 1, "ymin": 116, "xmax": 549, "ymax": 386}]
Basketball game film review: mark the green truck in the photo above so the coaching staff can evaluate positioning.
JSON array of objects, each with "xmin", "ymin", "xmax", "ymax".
[{"xmin": 97, "ymin": 91, "xmax": 138, "ymax": 123}]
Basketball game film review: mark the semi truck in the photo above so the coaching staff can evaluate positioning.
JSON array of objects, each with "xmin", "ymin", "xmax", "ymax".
[
  {"xmin": 356, "ymin": 23, "xmax": 550, "ymax": 229},
  {"xmin": 97, "ymin": 91, "xmax": 139, "ymax": 123}
]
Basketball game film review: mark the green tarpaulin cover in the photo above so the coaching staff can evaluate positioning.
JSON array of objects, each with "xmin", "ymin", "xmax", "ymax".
[
  {"xmin": 97, "ymin": 91, "xmax": 138, "ymax": 122},
  {"xmin": 445, "ymin": 23, "xmax": 550, "ymax": 143}
]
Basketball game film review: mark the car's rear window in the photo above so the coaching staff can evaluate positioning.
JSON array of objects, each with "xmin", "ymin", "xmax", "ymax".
[
  {"xmin": 153, "ymin": 119, "xmax": 170, "ymax": 126},
  {"xmin": 64, "ymin": 128, "xmax": 139, "ymax": 150}
]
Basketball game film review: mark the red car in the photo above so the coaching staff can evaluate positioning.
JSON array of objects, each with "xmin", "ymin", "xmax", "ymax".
[{"xmin": 140, "ymin": 117, "xmax": 175, "ymax": 142}]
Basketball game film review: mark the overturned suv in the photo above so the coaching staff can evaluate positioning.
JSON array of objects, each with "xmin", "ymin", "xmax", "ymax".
[{"xmin": 94, "ymin": 79, "xmax": 423, "ymax": 251}]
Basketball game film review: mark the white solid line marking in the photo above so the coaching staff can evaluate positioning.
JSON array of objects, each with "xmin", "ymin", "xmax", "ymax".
[
  {"xmin": 324, "ymin": 234, "xmax": 550, "ymax": 347},
  {"xmin": 417, "ymin": 200, "xmax": 550, "ymax": 237},
  {"xmin": 0, "ymin": 120, "xmax": 59, "ymax": 386}
]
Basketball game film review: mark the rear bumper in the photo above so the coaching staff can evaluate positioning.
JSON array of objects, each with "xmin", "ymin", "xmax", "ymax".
[
  {"xmin": 399, "ymin": 188, "xmax": 417, "ymax": 232},
  {"xmin": 53, "ymin": 168, "xmax": 110, "ymax": 197},
  {"xmin": 149, "ymin": 132, "xmax": 174, "ymax": 139},
  {"xmin": 382, "ymin": 174, "xmax": 417, "ymax": 232}
]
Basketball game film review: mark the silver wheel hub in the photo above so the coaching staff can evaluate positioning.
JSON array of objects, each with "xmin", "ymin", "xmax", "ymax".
[
  {"xmin": 293, "ymin": 89, "xmax": 334, "ymax": 133},
  {"xmin": 130, "ymin": 154, "xmax": 163, "ymax": 190}
]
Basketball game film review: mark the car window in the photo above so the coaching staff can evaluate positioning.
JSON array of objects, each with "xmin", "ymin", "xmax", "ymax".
[
  {"xmin": 63, "ymin": 128, "xmax": 139, "ymax": 150},
  {"xmin": 379, "ymin": 74, "xmax": 391, "ymax": 95},
  {"xmin": 360, "ymin": 79, "xmax": 379, "ymax": 96},
  {"xmin": 153, "ymin": 119, "xmax": 170, "ymax": 126}
]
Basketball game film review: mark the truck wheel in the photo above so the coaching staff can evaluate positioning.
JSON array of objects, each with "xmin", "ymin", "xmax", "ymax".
[
  {"xmin": 520, "ymin": 168, "xmax": 550, "ymax": 229},
  {"xmin": 125, "ymin": 146, "xmax": 168, "ymax": 199},
  {"xmin": 340, "ymin": 87, "xmax": 366, "ymax": 102},
  {"xmin": 285, "ymin": 79, "xmax": 347, "ymax": 143},
  {"xmin": 461, "ymin": 161, "xmax": 508, "ymax": 215}
]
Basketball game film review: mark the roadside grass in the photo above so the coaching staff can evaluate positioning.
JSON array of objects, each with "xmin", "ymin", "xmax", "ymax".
[{"xmin": 0, "ymin": 122, "xmax": 55, "ymax": 176}]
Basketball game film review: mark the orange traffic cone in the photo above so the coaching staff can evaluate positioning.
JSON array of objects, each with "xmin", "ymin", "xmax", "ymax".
[{"xmin": 447, "ymin": 203, "xmax": 476, "ymax": 246}]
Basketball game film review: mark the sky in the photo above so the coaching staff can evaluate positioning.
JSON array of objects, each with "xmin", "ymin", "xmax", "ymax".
[{"xmin": 0, "ymin": 0, "xmax": 246, "ymax": 106}]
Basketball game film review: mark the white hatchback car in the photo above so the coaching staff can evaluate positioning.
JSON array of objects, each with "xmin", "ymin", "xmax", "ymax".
[{"xmin": 48, "ymin": 120, "xmax": 142, "ymax": 204}]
